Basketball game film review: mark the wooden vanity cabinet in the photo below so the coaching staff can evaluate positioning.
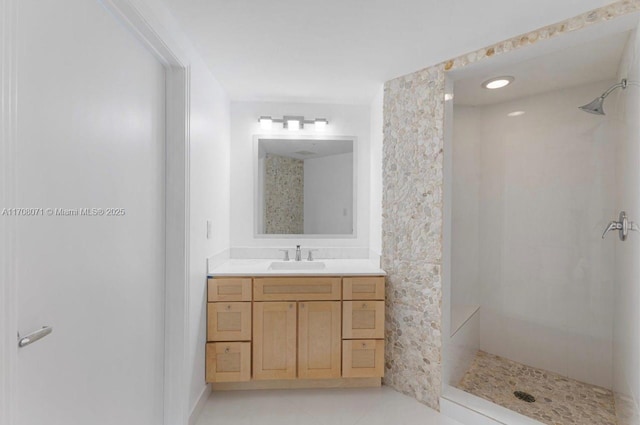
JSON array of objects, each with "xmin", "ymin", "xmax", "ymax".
[
  {"xmin": 341, "ymin": 277, "xmax": 386, "ymax": 378},
  {"xmin": 206, "ymin": 277, "xmax": 252, "ymax": 383},
  {"xmin": 207, "ymin": 274, "xmax": 385, "ymax": 388}
]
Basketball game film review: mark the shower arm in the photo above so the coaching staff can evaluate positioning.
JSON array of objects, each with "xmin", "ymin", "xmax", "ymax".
[{"xmin": 601, "ymin": 79, "xmax": 640, "ymax": 99}]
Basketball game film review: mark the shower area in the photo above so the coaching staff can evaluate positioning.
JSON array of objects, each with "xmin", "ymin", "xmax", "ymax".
[{"xmin": 442, "ymin": 12, "xmax": 640, "ymax": 425}]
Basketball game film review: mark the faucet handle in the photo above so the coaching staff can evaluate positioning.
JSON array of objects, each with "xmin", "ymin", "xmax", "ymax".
[
  {"xmin": 279, "ymin": 249, "xmax": 290, "ymax": 261},
  {"xmin": 307, "ymin": 249, "xmax": 318, "ymax": 261}
]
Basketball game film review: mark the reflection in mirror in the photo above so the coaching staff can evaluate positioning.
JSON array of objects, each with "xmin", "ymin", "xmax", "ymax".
[{"xmin": 256, "ymin": 137, "xmax": 355, "ymax": 235}]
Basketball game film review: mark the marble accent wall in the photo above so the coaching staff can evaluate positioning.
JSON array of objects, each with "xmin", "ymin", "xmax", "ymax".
[
  {"xmin": 383, "ymin": 65, "xmax": 445, "ymax": 408},
  {"xmin": 264, "ymin": 154, "xmax": 304, "ymax": 234},
  {"xmin": 382, "ymin": 0, "xmax": 640, "ymax": 411}
]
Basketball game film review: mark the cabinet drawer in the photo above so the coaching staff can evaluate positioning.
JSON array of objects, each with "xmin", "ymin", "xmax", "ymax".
[
  {"xmin": 343, "ymin": 301, "xmax": 385, "ymax": 339},
  {"xmin": 207, "ymin": 302, "xmax": 252, "ymax": 341},
  {"xmin": 206, "ymin": 342, "xmax": 251, "ymax": 382},
  {"xmin": 208, "ymin": 278, "xmax": 252, "ymax": 302},
  {"xmin": 342, "ymin": 340, "xmax": 384, "ymax": 378},
  {"xmin": 343, "ymin": 277, "xmax": 385, "ymax": 300},
  {"xmin": 254, "ymin": 277, "xmax": 341, "ymax": 301}
]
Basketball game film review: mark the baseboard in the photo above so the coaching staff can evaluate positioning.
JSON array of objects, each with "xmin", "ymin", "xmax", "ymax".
[
  {"xmin": 211, "ymin": 377, "xmax": 381, "ymax": 391},
  {"xmin": 188, "ymin": 384, "xmax": 211, "ymax": 425}
]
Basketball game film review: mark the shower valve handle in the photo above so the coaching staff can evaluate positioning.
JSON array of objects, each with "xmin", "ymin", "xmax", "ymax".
[
  {"xmin": 602, "ymin": 211, "xmax": 639, "ymax": 241},
  {"xmin": 602, "ymin": 220, "xmax": 622, "ymax": 239}
]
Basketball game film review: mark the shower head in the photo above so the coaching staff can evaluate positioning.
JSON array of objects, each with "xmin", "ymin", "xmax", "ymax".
[
  {"xmin": 579, "ymin": 78, "xmax": 634, "ymax": 116},
  {"xmin": 579, "ymin": 96, "xmax": 606, "ymax": 115}
]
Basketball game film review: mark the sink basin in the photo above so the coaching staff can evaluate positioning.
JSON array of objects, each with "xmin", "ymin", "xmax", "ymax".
[{"xmin": 268, "ymin": 261, "xmax": 326, "ymax": 270}]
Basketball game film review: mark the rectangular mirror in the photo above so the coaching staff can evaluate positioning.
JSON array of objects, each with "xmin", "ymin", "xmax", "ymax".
[{"xmin": 255, "ymin": 136, "xmax": 356, "ymax": 236}]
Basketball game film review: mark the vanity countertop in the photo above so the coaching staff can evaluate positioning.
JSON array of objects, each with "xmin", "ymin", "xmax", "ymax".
[{"xmin": 208, "ymin": 259, "xmax": 386, "ymax": 277}]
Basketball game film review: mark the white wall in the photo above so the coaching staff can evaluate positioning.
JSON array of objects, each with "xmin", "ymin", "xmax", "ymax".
[
  {"xmin": 613, "ymin": 25, "xmax": 640, "ymax": 425},
  {"xmin": 304, "ymin": 153, "xmax": 354, "ymax": 234},
  {"xmin": 452, "ymin": 81, "xmax": 617, "ymax": 389},
  {"xmin": 369, "ymin": 86, "xmax": 384, "ymax": 258},
  {"xmin": 230, "ymin": 101, "xmax": 370, "ymax": 248},
  {"xmin": 187, "ymin": 59, "xmax": 231, "ymax": 413}
]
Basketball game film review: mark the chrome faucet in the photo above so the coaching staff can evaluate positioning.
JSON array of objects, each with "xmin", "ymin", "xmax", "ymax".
[{"xmin": 295, "ymin": 245, "xmax": 302, "ymax": 261}]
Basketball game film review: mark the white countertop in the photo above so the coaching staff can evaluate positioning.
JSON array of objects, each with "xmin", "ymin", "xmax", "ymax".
[{"xmin": 208, "ymin": 259, "xmax": 386, "ymax": 277}]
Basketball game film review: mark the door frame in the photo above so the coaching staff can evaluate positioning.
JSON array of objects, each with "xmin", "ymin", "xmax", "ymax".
[{"xmin": 0, "ymin": 1, "xmax": 193, "ymax": 424}]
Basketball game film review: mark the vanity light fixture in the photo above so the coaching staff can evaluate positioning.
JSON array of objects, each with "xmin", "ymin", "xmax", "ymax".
[
  {"xmin": 507, "ymin": 110, "xmax": 525, "ymax": 117},
  {"xmin": 256, "ymin": 115, "xmax": 329, "ymax": 131},
  {"xmin": 482, "ymin": 76, "xmax": 515, "ymax": 90}
]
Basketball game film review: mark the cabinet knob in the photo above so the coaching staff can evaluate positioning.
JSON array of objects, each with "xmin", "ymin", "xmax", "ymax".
[
  {"xmin": 362, "ymin": 303, "xmax": 368, "ymax": 309},
  {"xmin": 226, "ymin": 305, "xmax": 231, "ymax": 310},
  {"xmin": 224, "ymin": 347, "xmax": 230, "ymax": 353},
  {"xmin": 300, "ymin": 303, "xmax": 305, "ymax": 308},
  {"xmin": 362, "ymin": 342, "xmax": 367, "ymax": 348},
  {"xmin": 289, "ymin": 304, "xmax": 293, "ymax": 309}
]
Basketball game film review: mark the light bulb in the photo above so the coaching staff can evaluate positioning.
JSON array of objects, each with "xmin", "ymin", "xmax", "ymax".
[
  {"xmin": 314, "ymin": 119, "xmax": 328, "ymax": 131},
  {"xmin": 287, "ymin": 119, "xmax": 300, "ymax": 131},
  {"xmin": 259, "ymin": 116, "xmax": 273, "ymax": 130}
]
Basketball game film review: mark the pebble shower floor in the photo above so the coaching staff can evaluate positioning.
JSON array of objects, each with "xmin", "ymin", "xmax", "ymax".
[{"xmin": 457, "ymin": 351, "xmax": 617, "ymax": 425}]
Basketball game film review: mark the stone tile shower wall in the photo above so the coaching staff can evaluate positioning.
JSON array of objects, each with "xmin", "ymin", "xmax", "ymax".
[
  {"xmin": 264, "ymin": 153, "xmax": 304, "ymax": 234},
  {"xmin": 381, "ymin": 0, "xmax": 640, "ymax": 411}
]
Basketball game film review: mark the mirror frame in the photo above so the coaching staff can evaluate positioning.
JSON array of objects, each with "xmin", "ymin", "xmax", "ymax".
[{"xmin": 253, "ymin": 134, "xmax": 358, "ymax": 239}]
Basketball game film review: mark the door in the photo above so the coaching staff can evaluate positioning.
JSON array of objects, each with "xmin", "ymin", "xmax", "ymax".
[
  {"xmin": 14, "ymin": 1, "xmax": 166, "ymax": 424},
  {"xmin": 298, "ymin": 301, "xmax": 341, "ymax": 379},
  {"xmin": 253, "ymin": 302, "xmax": 297, "ymax": 380}
]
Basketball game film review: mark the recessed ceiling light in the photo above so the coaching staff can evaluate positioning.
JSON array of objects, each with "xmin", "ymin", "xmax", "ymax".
[
  {"xmin": 482, "ymin": 76, "xmax": 515, "ymax": 90},
  {"xmin": 444, "ymin": 93, "xmax": 454, "ymax": 101},
  {"xmin": 507, "ymin": 111, "xmax": 525, "ymax": 117}
]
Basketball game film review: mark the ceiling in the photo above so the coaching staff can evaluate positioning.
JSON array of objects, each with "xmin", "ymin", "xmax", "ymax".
[
  {"xmin": 454, "ymin": 30, "xmax": 630, "ymax": 106},
  {"xmin": 159, "ymin": 0, "xmax": 611, "ymax": 105}
]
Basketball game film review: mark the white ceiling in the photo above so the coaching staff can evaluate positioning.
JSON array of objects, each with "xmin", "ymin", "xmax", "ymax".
[
  {"xmin": 159, "ymin": 0, "xmax": 612, "ymax": 105},
  {"xmin": 454, "ymin": 30, "xmax": 630, "ymax": 106}
]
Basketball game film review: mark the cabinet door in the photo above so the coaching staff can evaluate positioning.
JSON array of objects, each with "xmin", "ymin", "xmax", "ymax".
[
  {"xmin": 298, "ymin": 301, "xmax": 341, "ymax": 379},
  {"xmin": 253, "ymin": 302, "xmax": 297, "ymax": 380},
  {"xmin": 343, "ymin": 301, "xmax": 385, "ymax": 339},
  {"xmin": 207, "ymin": 302, "xmax": 251, "ymax": 341}
]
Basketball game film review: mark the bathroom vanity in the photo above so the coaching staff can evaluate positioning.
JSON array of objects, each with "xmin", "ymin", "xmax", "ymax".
[{"xmin": 206, "ymin": 260, "xmax": 386, "ymax": 390}]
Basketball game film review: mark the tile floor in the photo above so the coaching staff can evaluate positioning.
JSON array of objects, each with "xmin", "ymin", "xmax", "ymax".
[
  {"xmin": 195, "ymin": 385, "xmax": 463, "ymax": 425},
  {"xmin": 457, "ymin": 351, "xmax": 617, "ymax": 425}
]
